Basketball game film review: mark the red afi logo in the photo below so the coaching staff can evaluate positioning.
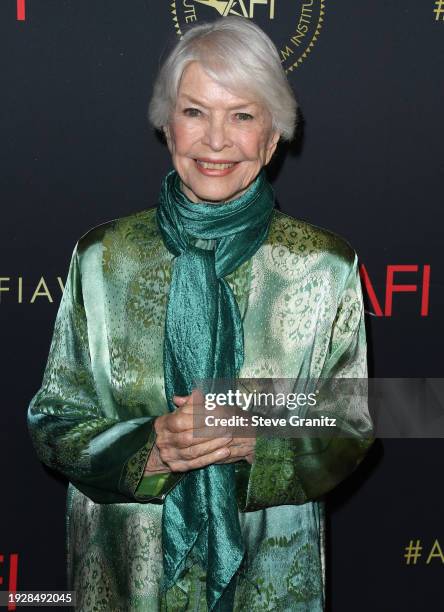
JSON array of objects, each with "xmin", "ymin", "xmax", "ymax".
[
  {"xmin": 17, "ymin": 0, "xmax": 25, "ymax": 21},
  {"xmin": 360, "ymin": 264, "xmax": 431, "ymax": 317}
]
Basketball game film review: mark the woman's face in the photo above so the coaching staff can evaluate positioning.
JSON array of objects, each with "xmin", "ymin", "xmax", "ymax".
[{"xmin": 163, "ymin": 61, "xmax": 280, "ymax": 203}]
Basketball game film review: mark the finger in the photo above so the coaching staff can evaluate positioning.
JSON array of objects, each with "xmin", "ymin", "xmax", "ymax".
[
  {"xmin": 172, "ymin": 395, "xmax": 190, "ymax": 407},
  {"xmin": 158, "ymin": 424, "xmax": 232, "ymax": 449},
  {"xmin": 179, "ymin": 388, "xmax": 206, "ymax": 413},
  {"xmin": 222, "ymin": 444, "xmax": 255, "ymax": 459},
  {"xmin": 178, "ymin": 428, "xmax": 232, "ymax": 447},
  {"xmin": 166, "ymin": 411, "xmax": 195, "ymax": 433},
  {"xmin": 228, "ymin": 437, "xmax": 256, "ymax": 447},
  {"xmin": 214, "ymin": 450, "xmax": 256, "ymax": 465},
  {"xmin": 177, "ymin": 436, "xmax": 234, "ymax": 460},
  {"xmin": 245, "ymin": 453, "xmax": 255, "ymax": 465},
  {"xmin": 213, "ymin": 455, "xmax": 244, "ymax": 465},
  {"xmin": 168, "ymin": 446, "xmax": 231, "ymax": 472},
  {"xmin": 159, "ymin": 435, "xmax": 233, "ymax": 464}
]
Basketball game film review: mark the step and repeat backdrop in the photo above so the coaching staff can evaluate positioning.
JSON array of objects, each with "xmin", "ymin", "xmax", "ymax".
[{"xmin": 1, "ymin": 1, "xmax": 443, "ymax": 610}]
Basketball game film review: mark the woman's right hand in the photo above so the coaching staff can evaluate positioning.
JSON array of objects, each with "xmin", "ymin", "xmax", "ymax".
[{"xmin": 143, "ymin": 390, "xmax": 233, "ymax": 475}]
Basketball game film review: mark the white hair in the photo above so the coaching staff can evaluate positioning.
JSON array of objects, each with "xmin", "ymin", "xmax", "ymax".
[{"xmin": 148, "ymin": 16, "xmax": 298, "ymax": 142}]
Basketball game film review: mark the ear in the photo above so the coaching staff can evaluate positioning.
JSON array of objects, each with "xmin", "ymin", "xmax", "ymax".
[{"xmin": 264, "ymin": 130, "xmax": 281, "ymax": 165}]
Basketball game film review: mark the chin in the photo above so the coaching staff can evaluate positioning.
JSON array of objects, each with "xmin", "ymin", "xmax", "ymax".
[{"xmin": 187, "ymin": 181, "xmax": 242, "ymax": 203}]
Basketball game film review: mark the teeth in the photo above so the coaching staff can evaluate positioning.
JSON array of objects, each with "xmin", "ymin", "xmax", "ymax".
[{"xmin": 196, "ymin": 160, "xmax": 236, "ymax": 169}]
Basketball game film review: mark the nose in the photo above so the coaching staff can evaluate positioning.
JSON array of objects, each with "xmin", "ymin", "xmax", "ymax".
[{"xmin": 202, "ymin": 115, "xmax": 232, "ymax": 151}]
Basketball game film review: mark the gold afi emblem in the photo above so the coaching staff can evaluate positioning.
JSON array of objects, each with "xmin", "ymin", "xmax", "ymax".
[
  {"xmin": 171, "ymin": 1, "xmax": 325, "ymax": 74},
  {"xmin": 193, "ymin": 0, "xmax": 275, "ymax": 19}
]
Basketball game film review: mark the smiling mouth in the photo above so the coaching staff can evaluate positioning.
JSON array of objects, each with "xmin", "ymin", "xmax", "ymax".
[{"xmin": 195, "ymin": 159, "xmax": 239, "ymax": 170}]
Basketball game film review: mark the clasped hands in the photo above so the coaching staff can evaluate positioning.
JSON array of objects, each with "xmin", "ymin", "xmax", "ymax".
[{"xmin": 144, "ymin": 389, "xmax": 256, "ymax": 476}]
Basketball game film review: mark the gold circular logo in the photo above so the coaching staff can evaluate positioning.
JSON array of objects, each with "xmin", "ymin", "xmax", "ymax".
[{"xmin": 170, "ymin": 1, "xmax": 325, "ymax": 75}]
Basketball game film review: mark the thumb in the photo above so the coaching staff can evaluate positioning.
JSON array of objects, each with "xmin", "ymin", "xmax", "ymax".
[{"xmin": 172, "ymin": 394, "xmax": 190, "ymax": 407}]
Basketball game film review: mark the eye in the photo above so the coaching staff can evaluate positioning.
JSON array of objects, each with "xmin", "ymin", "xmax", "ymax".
[
  {"xmin": 183, "ymin": 107, "xmax": 202, "ymax": 117},
  {"xmin": 235, "ymin": 112, "xmax": 254, "ymax": 121}
]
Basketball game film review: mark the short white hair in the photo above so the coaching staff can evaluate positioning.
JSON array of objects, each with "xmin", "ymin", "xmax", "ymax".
[{"xmin": 148, "ymin": 16, "xmax": 298, "ymax": 142}]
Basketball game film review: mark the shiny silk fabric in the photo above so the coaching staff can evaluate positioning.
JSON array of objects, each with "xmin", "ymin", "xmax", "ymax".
[
  {"xmin": 156, "ymin": 169, "xmax": 275, "ymax": 611},
  {"xmin": 27, "ymin": 182, "xmax": 374, "ymax": 611}
]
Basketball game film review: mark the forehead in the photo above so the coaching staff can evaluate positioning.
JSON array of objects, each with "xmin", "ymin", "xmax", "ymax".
[{"xmin": 177, "ymin": 61, "xmax": 258, "ymax": 108}]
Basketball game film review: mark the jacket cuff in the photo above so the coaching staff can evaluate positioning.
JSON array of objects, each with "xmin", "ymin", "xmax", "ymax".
[{"xmin": 123, "ymin": 427, "xmax": 185, "ymax": 503}]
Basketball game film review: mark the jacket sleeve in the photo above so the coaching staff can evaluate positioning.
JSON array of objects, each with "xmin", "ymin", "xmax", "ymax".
[
  {"xmin": 27, "ymin": 243, "xmax": 182, "ymax": 504},
  {"xmin": 237, "ymin": 252, "xmax": 374, "ymax": 511}
]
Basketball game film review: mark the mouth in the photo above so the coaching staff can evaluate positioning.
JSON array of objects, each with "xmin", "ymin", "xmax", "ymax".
[{"xmin": 194, "ymin": 158, "xmax": 240, "ymax": 176}]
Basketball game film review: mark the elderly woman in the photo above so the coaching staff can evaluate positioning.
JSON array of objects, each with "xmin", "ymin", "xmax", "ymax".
[{"xmin": 27, "ymin": 16, "xmax": 373, "ymax": 612}]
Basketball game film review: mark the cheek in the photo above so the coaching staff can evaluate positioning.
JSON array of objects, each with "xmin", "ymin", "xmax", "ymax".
[
  {"xmin": 238, "ymin": 132, "xmax": 269, "ymax": 161},
  {"xmin": 171, "ymin": 122, "xmax": 201, "ymax": 155}
]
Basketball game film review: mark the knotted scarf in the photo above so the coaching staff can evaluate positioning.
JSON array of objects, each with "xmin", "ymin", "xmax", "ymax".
[{"xmin": 156, "ymin": 167, "xmax": 275, "ymax": 611}]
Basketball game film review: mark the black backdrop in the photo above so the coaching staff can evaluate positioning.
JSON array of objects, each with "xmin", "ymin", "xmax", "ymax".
[{"xmin": 1, "ymin": 1, "xmax": 443, "ymax": 610}]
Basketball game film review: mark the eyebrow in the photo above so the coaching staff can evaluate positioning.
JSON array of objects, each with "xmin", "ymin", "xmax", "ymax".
[{"xmin": 178, "ymin": 93, "xmax": 256, "ymax": 111}]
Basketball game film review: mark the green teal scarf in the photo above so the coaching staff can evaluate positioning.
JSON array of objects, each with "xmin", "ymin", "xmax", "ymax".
[{"xmin": 156, "ymin": 168, "xmax": 275, "ymax": 611}]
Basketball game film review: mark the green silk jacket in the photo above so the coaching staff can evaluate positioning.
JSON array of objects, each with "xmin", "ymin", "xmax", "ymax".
[{"xmin": 27, "ymin": 206, "xmax": 373, "ymax": 611}]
